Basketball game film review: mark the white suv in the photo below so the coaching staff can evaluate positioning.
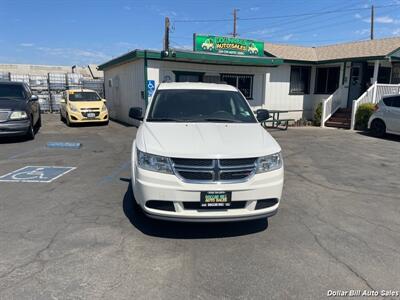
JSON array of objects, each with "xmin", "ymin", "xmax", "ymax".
[
  {"xmin": 368, "ymin": 95, "xmax": 400, "ymax": 137},
  {"xmin": 129, "ymin": 82, "xmax": 284, "ymax": 222}
]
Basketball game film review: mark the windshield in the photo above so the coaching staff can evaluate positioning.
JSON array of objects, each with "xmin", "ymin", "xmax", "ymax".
[
  {"xmin": 69, "ymin": 92, "xmax": 101, "ymax": 101},
  {"xmin": 147, "ymin": 89, "xmax": 257, "ymax": 123},
  {"xmin": 0, "ymin": 84, "xmax": 25, "ymax": 99}
]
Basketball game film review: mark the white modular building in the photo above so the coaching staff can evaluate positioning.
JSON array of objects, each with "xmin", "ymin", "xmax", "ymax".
[{"xmin": 99, "ymin": 36, "xmax": 400, "ymax": 129}]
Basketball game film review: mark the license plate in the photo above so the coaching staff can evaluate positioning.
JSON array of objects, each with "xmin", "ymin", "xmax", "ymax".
[
  {"xmin": 200, "ymin": 191, "xmax": 232, "ymax": 208},
  {"xmin": 87, "ymin": 113, "xmax": 95, "ymax": 118}
]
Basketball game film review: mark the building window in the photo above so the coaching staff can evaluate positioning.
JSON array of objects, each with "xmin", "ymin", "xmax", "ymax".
[
  {"xmin": 314, "ymin": 67, "xmax": 340, "ymax": 94},
  {"xmin": 289, "ymin": 66, "xmax": 311, "ymax": 95},
  {"xmin": 173, "ymin": 71, "xmax": 204, "ymax": 82},
  {"xmin": 391, "ymin": 63, "xmax": 400, "ymax": 84},
  {"xmin": 220, "ymin": 74, "xmax": 253, "ymax": 99}
]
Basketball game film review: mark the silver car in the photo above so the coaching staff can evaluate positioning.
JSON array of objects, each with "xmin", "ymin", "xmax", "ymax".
[{"xmin": 368, "ymin": 95, "xmax": 400, "ymax": 137}]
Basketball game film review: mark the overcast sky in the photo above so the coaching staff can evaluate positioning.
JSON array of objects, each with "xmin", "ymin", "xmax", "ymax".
[{"xmin": 1, "ymin": 0, "xmax": 400, "ymax": 66}]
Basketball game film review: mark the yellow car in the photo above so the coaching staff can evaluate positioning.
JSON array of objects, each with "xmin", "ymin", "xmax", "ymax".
[
  {"xmin": 201, "ymin": 38, "xmax": 214, "ymax": 51},
  {"xmin": 60, "ymin": 89, "xmax": 109, "ymax": 126},
  {"xmin": 248, "ymin": 43, "xmax": 259, "ymax": 55}
]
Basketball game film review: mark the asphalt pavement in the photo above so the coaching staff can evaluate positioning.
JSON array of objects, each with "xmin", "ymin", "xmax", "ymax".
[{"xmin": 0, "ymin": 114, "xmax": 399, "ymax": 299}]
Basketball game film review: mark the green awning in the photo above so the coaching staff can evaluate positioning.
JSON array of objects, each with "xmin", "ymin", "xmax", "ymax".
[{"xmin": 98, "ymin": 49, "xmax": 283, "ymax": 70}]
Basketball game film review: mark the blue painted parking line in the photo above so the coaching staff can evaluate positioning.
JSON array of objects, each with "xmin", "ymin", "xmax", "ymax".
[
  {"xmin": 47, "ymin": 142, "xmax": 82, "ymax": 149},
  {"xmin": 0, "ymin": 166, "xmax": 76, "ymax": 183}
]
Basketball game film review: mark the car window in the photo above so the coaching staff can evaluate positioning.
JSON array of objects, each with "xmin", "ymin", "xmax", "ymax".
[
  {"xmin": 69, "ymin": 92, "xmax": 101, "ymax": 101},
  {"xmin": 382, "ymin": 96, "xmax": 400, "ymax": 107},
  {"xmin": 0, "ymin": 84, "xmax": 25, "ymax": 99},
  {"xmin": 147, "ymin": 89, "xmax": 257, "ymax": 123},
  {"xmin": 391, "ymin": 97, "xmax": 400, "ymax": 108}
]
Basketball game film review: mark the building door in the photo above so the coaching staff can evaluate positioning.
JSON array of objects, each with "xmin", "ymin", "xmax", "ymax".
[{"xmin": 347, "ymin": 62, "xmax": 365, "ymax": 107}]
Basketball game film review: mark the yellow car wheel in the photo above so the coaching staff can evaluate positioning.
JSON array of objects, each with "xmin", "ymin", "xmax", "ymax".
[{"xmin": 66, "ymin": 114, "xmax": 72, "ymax": 127}]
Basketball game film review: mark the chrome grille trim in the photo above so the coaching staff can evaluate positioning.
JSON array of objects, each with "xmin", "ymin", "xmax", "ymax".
[
  {"xmin": 80, "ymin": 108, "xmax": 100, "ymax": 111},
  {"xmin": 171, "ymin": 158, "xmax": 257, "ymax": 184}
]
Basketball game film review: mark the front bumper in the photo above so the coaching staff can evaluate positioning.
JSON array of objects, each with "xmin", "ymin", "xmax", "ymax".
[
  {"xmin": 67, "ymin": 110, "xmax": 109, "ymax": 123},
  {"xmin": 0, "ymin": 120, "xmax": 30, "ymax": 136},
  {"xmin": 133, "ymin": 164, "xmax": 284, "ymax": 222}
]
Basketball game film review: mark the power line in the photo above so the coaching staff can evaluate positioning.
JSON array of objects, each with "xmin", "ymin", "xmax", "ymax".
[
  {"xmin": 239, "ymin": 1, "xmax": 359, "ymax": 35},
  {"xmin": 241, "ymin": 9, "xmax": 360, "ymax": 37},
  {"xmin": 172, "ymin": 3, "xmax": 400, "ymax": 23},
  {"xmin": 266, "ymin": 4, "xmax": 400, "ymax": 38}
]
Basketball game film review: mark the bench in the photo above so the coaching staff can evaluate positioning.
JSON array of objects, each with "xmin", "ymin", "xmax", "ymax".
[{"xmin": 262, "ymin": 118, "xmax": 295, "ymax": 130}]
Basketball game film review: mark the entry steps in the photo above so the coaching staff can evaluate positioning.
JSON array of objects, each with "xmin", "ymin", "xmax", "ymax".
[{"xmin": 325, "ymin": 108, "xmax": 351, "ymax": 129}]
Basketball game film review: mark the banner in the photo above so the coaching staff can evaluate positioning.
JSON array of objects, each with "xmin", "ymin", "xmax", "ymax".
[{"xmin": 194, "ymin": 34, "xmax": 264, "ymax": 57}]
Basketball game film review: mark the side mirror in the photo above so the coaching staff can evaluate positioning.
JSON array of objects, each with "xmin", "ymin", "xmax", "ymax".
[
  {"xmin": 129, "ymin": 107, "xmax": 143, "ymax": 121},
  {"xmin": 102, "ymin": 99, "xmax": 107, "ymax": 103},
  {"xmin": 59, "ymin": 99, "xmax": 66, "ymax": 104},
  {"xmin": 31, "ymin": 95, "xmax": 39, "ymax": 101},
  {"xmin": 256, "ymin": 109, "xmax": 270, "ymax": 122}
]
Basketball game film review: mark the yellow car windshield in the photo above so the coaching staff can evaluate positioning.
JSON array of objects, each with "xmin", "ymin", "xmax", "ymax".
[{"xmin": 69, "ymin": 92, "xmax": 100, "ymax": 102}]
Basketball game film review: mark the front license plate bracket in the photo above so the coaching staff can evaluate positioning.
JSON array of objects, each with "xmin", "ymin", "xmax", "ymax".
[{"xmin": 200, "ymin": 191, "xmax": 232, "ymax": 208}]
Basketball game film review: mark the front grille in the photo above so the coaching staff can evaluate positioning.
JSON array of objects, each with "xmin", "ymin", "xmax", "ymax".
[
  {"xmin": 220, "ymin": 171, "xmax": 253, "ymax": 180},
  {"xmin": 178, "ymin": 171, "xmax": 213, "ymax": 181},
  {"xmin": 0, "ymin": 111, "xmax": 10, "ymax": 122},
  {"xmin": 219, "ymin": 158, "xmax": 257, "ymax": 167},
  {"xmin": 81, "ymin": 112, "xmax": 100, "ymax": 117},
  {"xmin": 183, "ymin": 201, "xmax": 246, "ymax": 210},
  {"xmin": 171, "ymin": 157, "xmax": 257, "ymax": 183},
  {"xmin": 81, "ymin": 108, "xmax": 100, "ymax": 111},
  {"xmin": 171, "ymin": 158, "xmax": 213, "ymax": 167}
]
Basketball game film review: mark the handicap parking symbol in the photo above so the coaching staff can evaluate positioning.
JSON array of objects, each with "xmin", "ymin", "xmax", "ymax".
[
  {"xmin": 147, "ymin": 80, "xmax": 155, "ymax": 97},
  {"xmin": 0, "ymin": 166, "xmax": 76, "ymax": 183}
]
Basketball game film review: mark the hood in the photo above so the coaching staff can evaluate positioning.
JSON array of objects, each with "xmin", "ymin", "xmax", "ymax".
[
  {"xmin": 0, "ymin": 99, "xmax": 26, "ymax": 111},
  {"xmin": 136, "ymin": 122, "xmax": 281, "ymax": 159}
]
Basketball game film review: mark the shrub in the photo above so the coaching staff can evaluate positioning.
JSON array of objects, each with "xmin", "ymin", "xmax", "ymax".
[
  {"xmin": 313, "ymin": 102, "xmax": 322, "ymax": 126},
  {"xmin": 355, "ymin": 103, "xmax": 375, "ymax": 130}
]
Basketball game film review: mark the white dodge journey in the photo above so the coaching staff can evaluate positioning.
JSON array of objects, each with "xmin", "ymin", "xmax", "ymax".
[{"xmin": 129, "ymin": 82, "xmax": 284, "ymax": 222}]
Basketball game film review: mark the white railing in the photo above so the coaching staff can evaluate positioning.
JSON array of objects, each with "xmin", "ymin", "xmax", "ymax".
[
  {"xmin": 321, "ymin": 86, "xmax": 347, "ymax": 128},
  {"xmin": 350, "ymin": 83, "xmax": 400, "ymax": 129}
]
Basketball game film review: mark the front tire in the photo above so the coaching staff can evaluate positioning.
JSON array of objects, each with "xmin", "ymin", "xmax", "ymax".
[
  {"xmin": 370, "ymin": 119, "xmax": 386, "ymax": 137},
  {"xmin": 66, "ymin": 114, "xmax": 72, "ymax": 127},
  {"xmin": 36, "ymin": 114, "xmax": 42, "ymax": 131},
  {"xmin": 26, "ymin": 120, "xmax": 35, "ymax": 140}
]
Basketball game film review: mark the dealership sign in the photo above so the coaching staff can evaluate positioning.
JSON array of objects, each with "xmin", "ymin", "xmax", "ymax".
[{"xmin": 193, "ymin": 34, "xmax": 264, "ymax": 57}]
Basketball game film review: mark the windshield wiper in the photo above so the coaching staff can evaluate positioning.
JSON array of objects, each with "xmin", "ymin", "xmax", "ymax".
[
  {"xmin": 199, "ymin": 118, "xmax": 241, "ymax": 123},
  {"xmin": 146, "ymin": 117, "xmax": 185, "ymax": 122}
]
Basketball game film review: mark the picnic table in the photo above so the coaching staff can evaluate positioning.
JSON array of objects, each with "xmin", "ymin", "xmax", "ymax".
[{"xmin": 255, "ymin": 109, "xmax": 294, "ymax": 130}]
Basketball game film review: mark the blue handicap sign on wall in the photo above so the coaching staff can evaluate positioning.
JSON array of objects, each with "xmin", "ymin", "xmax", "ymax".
[
  {"xmin": 147, "ymin": 80, "xmax": 155, "ymax": 97},
  {"xmin": 0, "ymin": 166, "xmax": 76, "ymax": 183}
]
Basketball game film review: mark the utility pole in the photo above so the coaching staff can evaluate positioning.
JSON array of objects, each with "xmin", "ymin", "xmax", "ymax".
[
  {"xmin": 370, "ymin": 5, "xmax": 374, "ymax": 40},
  {"xmin": 164, "ymin": 17, "xmax": 170, "ymax": 51},
  {"xmin": 233, "ymin": 9, "xmax": 238, "ymax": 37}
]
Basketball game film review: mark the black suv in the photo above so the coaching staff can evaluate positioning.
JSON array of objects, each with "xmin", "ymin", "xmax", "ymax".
[{"xmin": 0, "ymin": 82, "xmax": 41, "ymax": 139}]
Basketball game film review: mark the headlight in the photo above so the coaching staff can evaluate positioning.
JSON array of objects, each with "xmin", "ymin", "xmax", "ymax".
[
  {"xmin": 9, "ymin": 111, "xmax": 28, "ymax": 120},
  {"xmin": 101, "ymin": 104, "xmax": 107, "ymax": 112},
  {"xmin": 69, "ymin": 103, "xmax": 78, "ymax": 112},
  {"xmin": 256, "ymin": 152, "xmax": 282, "ymax": 173},
  {"xmin": 137, "ymin": 149, "xmax": 173, "ymax": 174}
]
